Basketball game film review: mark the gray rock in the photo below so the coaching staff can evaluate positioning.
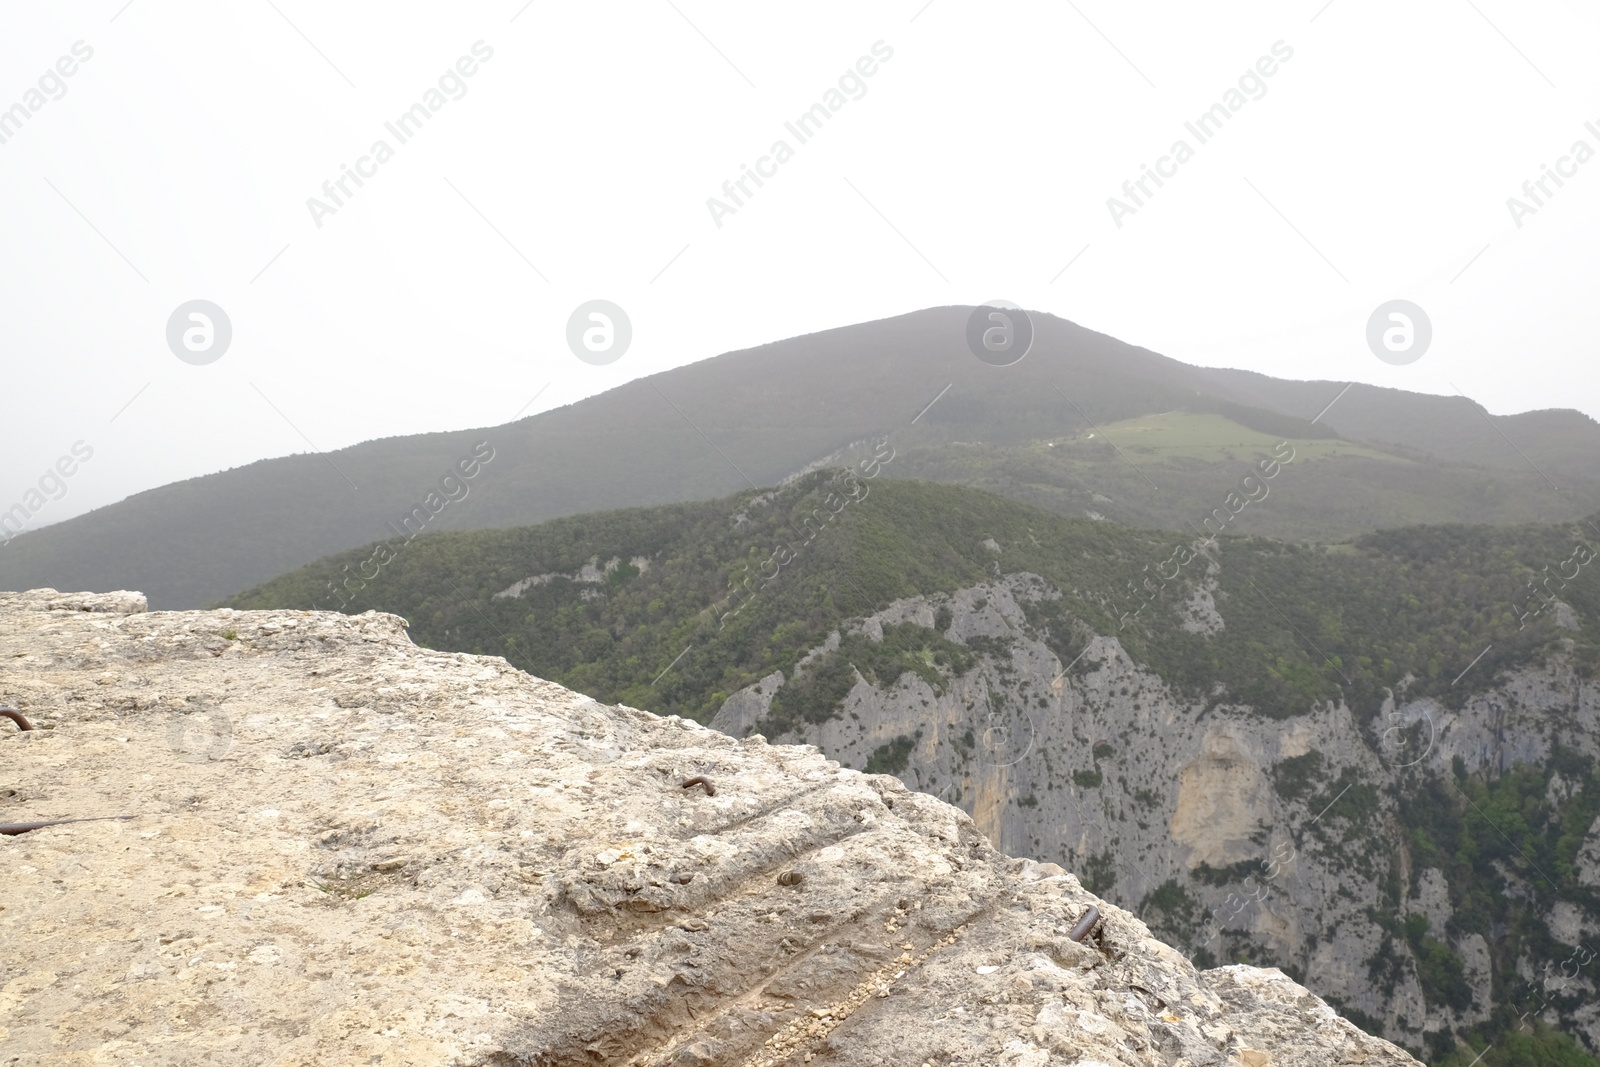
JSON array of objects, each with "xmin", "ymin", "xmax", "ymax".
[{"xmin": 721, "ymin": 568, "xmax": 1600, "ymax": 1049}]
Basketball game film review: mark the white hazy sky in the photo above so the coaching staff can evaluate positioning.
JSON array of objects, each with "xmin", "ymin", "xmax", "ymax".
[{"xmin": 3, "ymin": 0, "xmax": 1598, "ymax": 528}]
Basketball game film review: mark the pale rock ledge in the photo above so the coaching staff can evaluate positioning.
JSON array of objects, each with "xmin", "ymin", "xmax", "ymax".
[{"xmin": 0, "ymin": 588, "xmax": 1419, "ymax": 1066}]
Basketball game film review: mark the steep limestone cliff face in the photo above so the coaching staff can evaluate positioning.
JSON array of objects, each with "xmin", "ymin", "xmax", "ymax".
[
  {"xmin": 0, "ymin": 588, "xmax": 1418, "ymax": 1066},
  {"xmin": 1168, "ymin": 733, "xmax": 1274, "ymax": 872},
  {"xmin": 713, "ymin": 572, "xmax": 1600, "ymax": 1056}
]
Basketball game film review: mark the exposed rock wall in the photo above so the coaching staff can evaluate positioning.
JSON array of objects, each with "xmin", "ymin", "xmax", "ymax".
[
  {"xmin": 0, "ymin": 588, "xmax": 1417, "ymax": 1066},
  {"xmin": 714, "ymin": 572, "xmax": 1600, "ymax": 1053}
]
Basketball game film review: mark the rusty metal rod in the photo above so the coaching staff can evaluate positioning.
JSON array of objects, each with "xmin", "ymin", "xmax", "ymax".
[{"xmin": 1068, "ymin": 904, "xmax": 1101, "ymax": 942}]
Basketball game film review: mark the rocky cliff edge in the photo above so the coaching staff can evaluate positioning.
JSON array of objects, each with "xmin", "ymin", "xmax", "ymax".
[{"xmin": 0, "ymin": 589, "xmax": 1419, "ymax": 1066}]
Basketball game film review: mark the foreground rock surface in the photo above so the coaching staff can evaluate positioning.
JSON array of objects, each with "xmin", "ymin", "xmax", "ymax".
[{"xmin": 0, "ymin": 589, "xmax": 1419, "ymax": 1066}]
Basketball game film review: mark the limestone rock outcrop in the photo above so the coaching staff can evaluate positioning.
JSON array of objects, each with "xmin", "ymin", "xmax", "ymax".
[
  {"xmin": 716, "ymin": 571, "xmax": 1600, "ymax": 1049},
  {"xmin": 0, "ymin": 588, "xmax": 1418, "ymax": 1065}
]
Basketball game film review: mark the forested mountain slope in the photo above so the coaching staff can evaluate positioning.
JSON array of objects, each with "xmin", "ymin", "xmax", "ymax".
[{"xmin": 7, "ymin": 307, "xmax": 1600, "ymax": 607}]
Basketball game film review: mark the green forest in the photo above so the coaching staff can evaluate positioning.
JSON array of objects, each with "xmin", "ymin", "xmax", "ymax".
[{"xmin": 226, "ymin": 474, "xmax": 1600, "ymax": 735}]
